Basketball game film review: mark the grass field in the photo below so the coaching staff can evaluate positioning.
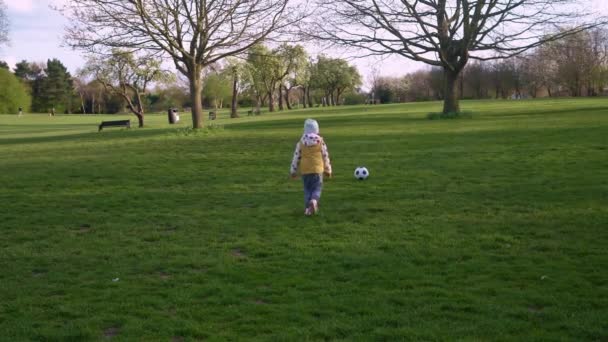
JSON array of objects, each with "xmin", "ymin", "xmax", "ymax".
[{"xmin": 1, "ymin": 99, "xmax": 607, "ymax": 340}]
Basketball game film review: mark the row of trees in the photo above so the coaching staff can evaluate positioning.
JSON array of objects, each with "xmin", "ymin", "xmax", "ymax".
[
  {"xmin": 3, "ymin": 0, "xmax": 605, "ymax": 125},
  {"xmin": 371, "ymin": 29, "xmax": 608, "ymax": 103},
  {"xmin": 0, "ymin": 43, "xmax": 362, "ymax": 126},
  {"xmin": 202, "ymin": 44, "xmax": 362, "ymax": 116},
  {"xmin": 0, "ymin": 59, "xmax": 74, "ymax": 114},
  {"xmin": 57, "ymin": 0, "xmax": 602, "ymax": 128},
  {"xmin": 3, "ymin": 25, "xmax": 608, "ymax": 119}
]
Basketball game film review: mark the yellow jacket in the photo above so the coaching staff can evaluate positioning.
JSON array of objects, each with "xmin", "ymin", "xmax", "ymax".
[{"xmin": 290, "ymin": 133, "xmax": 332, "ymax": 175}]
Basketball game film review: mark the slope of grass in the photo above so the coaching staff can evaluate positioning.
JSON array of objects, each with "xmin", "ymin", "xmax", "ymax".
[{"xmin": 1, "ymin": 99, "xmax": 607, "ymax": 340}]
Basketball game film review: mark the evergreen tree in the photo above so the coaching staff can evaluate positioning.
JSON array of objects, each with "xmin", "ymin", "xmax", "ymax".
[
  {"xmin": 13, "ymin": 60, "xmax": 34, "ymax": 80},
  {"xmin": 33, "ymin": 59, "xmax": 74, "ymax": 113}
]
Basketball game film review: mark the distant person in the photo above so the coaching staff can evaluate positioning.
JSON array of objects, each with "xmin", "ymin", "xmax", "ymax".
[
  {"xmin": 50, "ymin": 108, "xmax": 55, "ymax": 116},
  {"xmin": 290, "ymin": 119, "xmax": 332, "ymax": 216},
  {"xmin": 18, "ymin": 107, "xmax": 23, "ymax": 116}
]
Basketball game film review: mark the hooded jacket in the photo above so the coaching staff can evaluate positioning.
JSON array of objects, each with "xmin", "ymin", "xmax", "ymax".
[{"xmin": 290, "ymin": 119, "xmax": 332, "ymax": 175}]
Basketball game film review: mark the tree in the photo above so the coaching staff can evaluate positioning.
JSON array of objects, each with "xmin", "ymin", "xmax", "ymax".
[
  {"xmin": 202, "ymin": 71, "xmax": 231, "ymax": 110},
  {"xmin": 82, "ymin": 50, "xmax": 169, "ymax": 127},
  {"xmin": 311, "ymin": 0, "xmax": 605, "ymax": 114},
  {"xmin": 0, "ymin": 68, "xmax": 31, "ymax": 114},
  {"xmin": 148, "ymin": 85, "xmax": 190, "ymax": 113},
  {"xmin": 0, "ymin": 0, "xmax": 8, "ymax": 47},
  {"xmin": 0, "ymin": 60, "xmax": 8, "ymax": 69},
  {"xmin": 29, "ymin": 59, "xmax": 73, "ymax": 114},
  {"xmin": 246, "ymin": 44, "xmax": 282, "ymax": 112},
  {"xmin": 13, "ymin": 60, "xmax": 41, "ymax": 81},
  {"xmin": 275, "ymin": 44, "xmax": 307, "ymax": 110},
  {"xmin": 13, "ymin": 61, "xmax": 46, "ymax": 111},
  {"xmin": 463, "ymin": 62, "xmax": 488, "ymax": 99},
  {"xmin": 225, "ymin": 58, "xmax": 248, "ymax": 118},
  {"xmin": 310, "ymin": 56, "xmax": 362, "ymax": 106},
  {"xmin": 546, "ymin": 29, "xmax": 608, "ymax": 97},
  {"xmin": 62, "ymin": 0, "xmax": 296, "ymax": 129}
]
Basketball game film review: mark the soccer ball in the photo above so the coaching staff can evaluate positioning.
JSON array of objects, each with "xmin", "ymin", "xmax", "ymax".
[{"xmin": 354, "ymin": 167, "xmax": 369, "ymax": 180}]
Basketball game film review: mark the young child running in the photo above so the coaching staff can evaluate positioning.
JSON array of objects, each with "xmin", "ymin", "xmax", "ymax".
[{"xmin": 290, "ymin": 119, "xmax": 332, "ymax": 216}]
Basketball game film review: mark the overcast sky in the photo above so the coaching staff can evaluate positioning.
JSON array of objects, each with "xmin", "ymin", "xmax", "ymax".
[{"xmin": 1, "ymin": 0, "xmax": 607, "ymax": 87}]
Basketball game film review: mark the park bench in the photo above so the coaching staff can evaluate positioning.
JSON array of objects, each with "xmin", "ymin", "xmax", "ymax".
[
  {"xmin": 209, "ymin": 111, "xmax": 217, "ymax": 120},
  {"xmin": 98, "ymin": 120, "xmax": 131, "ymax": 132},
  {"xmin": 247, "ymin": 109, "xmax": 261, "ymax": 116}
]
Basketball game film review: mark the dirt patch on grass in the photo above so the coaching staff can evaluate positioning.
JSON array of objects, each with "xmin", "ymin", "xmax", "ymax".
[
  {"xmin": 231, "ymin": 249, "xmax": 247, "ymax": 258},
  {"xmin": 78, "ymin": 223, "xmax": 93, "ymax": 233},
  {"xmin": 103, "ymin": 326, "xmax": 120, "ymax": 339},
  {"xmin": 32, "ymin": 269, "xmax": 47, "ymax": 277}
]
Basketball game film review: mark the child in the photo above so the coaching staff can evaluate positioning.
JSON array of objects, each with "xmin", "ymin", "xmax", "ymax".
[{"xmin": 290, "ymin": 119, "xmax": 332, "ymax": 216}]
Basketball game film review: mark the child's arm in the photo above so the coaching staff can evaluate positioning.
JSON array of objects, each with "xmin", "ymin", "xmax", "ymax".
[
  {"xmin": 322, "ymin": 141, "xmax": 332, "ymax": 176},
  {"xmin": 290, "ymin": 142, "xmax": 302, "ymax": 177}
]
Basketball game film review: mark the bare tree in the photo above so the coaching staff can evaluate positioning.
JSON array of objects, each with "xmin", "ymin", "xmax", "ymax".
[
  {"xmin": 81, "ymin": 51, "xmax": 170, "ymax": 127},
  {"xmin": 310, "ymin": 0, "xmax": 605, "ymax": 114},
  {"xmin": 60, "ymin": 0, "xmax": 297, "ymax": 128}
]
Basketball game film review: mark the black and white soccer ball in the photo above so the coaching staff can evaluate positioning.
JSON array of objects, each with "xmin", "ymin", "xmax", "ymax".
[{"xmin": 354, "ymin": 167, "xmax": 369, "ymax": 180}]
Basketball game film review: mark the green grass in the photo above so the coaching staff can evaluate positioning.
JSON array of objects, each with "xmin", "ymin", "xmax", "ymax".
[{"xmin": 1, "ymin": 99, "xmax": 607, "ymax": 340}]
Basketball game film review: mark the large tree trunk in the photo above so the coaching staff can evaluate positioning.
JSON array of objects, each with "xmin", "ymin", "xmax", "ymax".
[
  {"xmin": 443, "ymin": 68, "xmax": 461, "ymax": 114},
  {"xmin": 189, "ymin": 71, "xmax": 203, "ymax": 129},
  {"xmin": 285, "ymin": 85, "xmax": 292, "ymax": 110},
  {"xmin": 278, "ymin": 85, "xmax": 284, "ymax": 110},
  {"xmin": 135, "ymin": 91, "xmax": 145, "ymax": 127},
  {"xmin": 268, "ymin": 91, "xmax": 275, "ymax": 112},
  {"xmin": 307, "ymin": 87, "xmax": 313, "ymax": 107},
  {"xmin": 80, "ymin": 93, "xmax": 86, "ymax": 114},
  {"xmin": 459, "ymin": 73, "xmax": 464, "ymax": 99},
  {"xmin": 336, "ymin": 89, "xmax": 343, "ymax": 105},
  {"xmin": 256, "ymin": 94, "xmax": 261, "ymax": 112},
  {"xmin": 231, "ymin": 74, "xmax": 239, "ymax": 118},
  {"xmin": 135, "ymin": 113, "xmax": 144, "ymax": 127},
  {"xmin": 302, "ymin": 88, "xmax": 307, "ymax": 108},
  {"xmin": 123, "ymin": 93, "xmax": 145, "ymax": 128}
]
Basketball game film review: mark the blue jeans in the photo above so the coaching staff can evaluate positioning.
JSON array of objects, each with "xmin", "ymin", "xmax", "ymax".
[{"xmin": 302, "ymin": 174, "xmax": 323, "ymax": 208}]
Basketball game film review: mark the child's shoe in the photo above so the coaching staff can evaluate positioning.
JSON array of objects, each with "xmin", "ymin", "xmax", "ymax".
[
  {"xmin": 308, "ymin": 199, "xmax": 319, "ymax": 215},
  {"xmin": 305, "ymin": 207, "xmax": 312, "ymax": 216}
]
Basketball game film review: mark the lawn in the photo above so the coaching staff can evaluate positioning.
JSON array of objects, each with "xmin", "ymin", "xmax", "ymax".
[{"xmin": 1, "ymin": 99, "xmax": 607, "ymax": 340}]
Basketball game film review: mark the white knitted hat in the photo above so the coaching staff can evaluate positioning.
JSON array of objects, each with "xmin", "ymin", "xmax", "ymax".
[{"xmin": 303, "ymin": 119, "xmax": 319, "ymax": 134}]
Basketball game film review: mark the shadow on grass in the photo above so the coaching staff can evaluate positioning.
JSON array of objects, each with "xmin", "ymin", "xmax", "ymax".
[
  {"xmin": 480, "ymin": 105, "xmax": 608, "ymax": 118},
  {"xmin": 0, "ymin": 127, "xmax": 175, "ymax": 146}
]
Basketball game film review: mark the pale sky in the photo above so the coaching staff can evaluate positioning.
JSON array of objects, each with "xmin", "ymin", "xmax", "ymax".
[{"xmin": 1, "ymin": 0, "xmax": 607, "ymax": 87}]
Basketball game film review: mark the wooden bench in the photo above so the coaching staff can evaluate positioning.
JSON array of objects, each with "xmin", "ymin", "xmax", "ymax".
[
  {"xmin": 99, "ymin": 120, "xmax": 131, "ymax": 132},
  {"xmin": 209, "ymin": 111, "xmax": 217, "ymax": 120}
]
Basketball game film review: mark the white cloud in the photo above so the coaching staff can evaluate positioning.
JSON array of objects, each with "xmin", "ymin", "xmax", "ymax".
[{"xmin": 5, "ymin": 0, "xmax": 35, "ymax": 13}]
